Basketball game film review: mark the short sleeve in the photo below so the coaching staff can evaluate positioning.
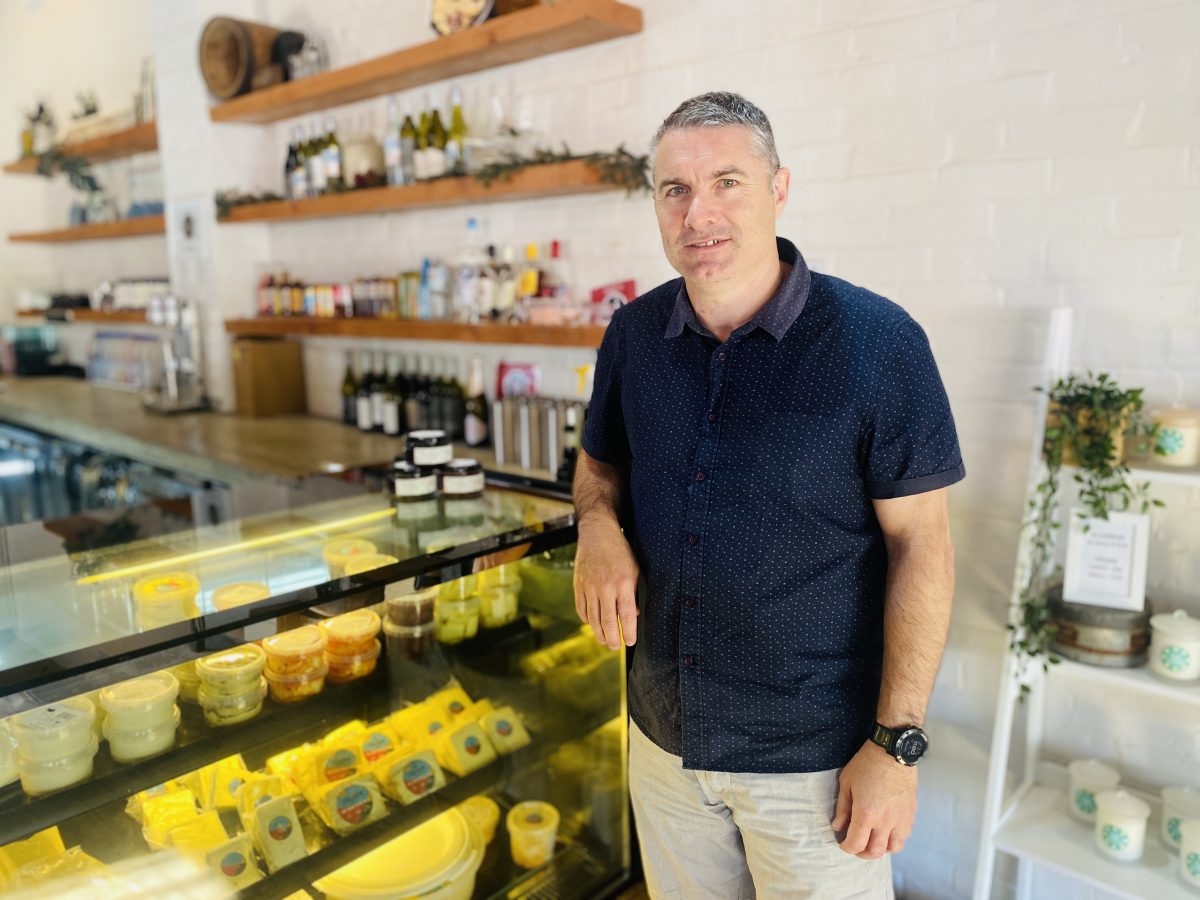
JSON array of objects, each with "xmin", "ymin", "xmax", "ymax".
[
  {"xmin": 582, "ymin": 313, "xmax": 631, "ymax": 465},
  {"xmin": 864, "ymin": 318, "xmax": 965, "ymax": 499}
]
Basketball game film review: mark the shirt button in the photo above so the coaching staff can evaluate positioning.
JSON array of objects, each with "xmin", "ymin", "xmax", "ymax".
[
  {"xmin": 686, "ymin": 532, "xmax": 699, "ymax": 545},
  {"xmin": 695, "ymin": 471, "xmax": 706, "ymax": 481},
  {"xmin": 718, "ymin": 352, "xmax": 727, "ymax": 361},
  {"xmin": 683, "ymin": 596, "xmax": 697, "ymax": 608},
  {"xmin": 683, "ymin": 655, "xmax": 695, "ymax": 667},
  {"xmin": 707, "ymin": 413, "xmax": 717, "ymax": 424}
]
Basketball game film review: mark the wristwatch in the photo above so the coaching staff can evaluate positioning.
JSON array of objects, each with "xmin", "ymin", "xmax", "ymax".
[{"xmin": 870, "ymin": 722, "xmax": 928, "ymax": 767}]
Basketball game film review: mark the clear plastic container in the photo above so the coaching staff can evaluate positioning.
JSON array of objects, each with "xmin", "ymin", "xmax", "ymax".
[
  {"xmin": 211, "ymin": 581, "xmax": 272, "ymax": 611},
  {"xmin": 131, "ymin": 572, "xmax": 201, "ymax": 618},
  {"xmin": 506, "ymin": 800, "xmax": 560, "ymax": 869},
  {"xmin": 478, "ymin": 565, "xmax": 522, "ymax": 591},
  {"xmin": 436, "ymin": 596, "xmax": 480, "ymax": 644},
  {"xmin": 265, "ymin": 658, "xmax": 329, "ymax": 704},
  {"xmin": 384, "ymin": 621, "xmax": 438, "ymax": 658},
  {"xmin": 479, "ymin": 586, "xmax": 519, "ymax": 629},
  {"xmin": 0, "ymin": 720, "xmax": 17, "ymax": 788},
  {"xmin": 11, "ymin": 696, "xmax": 97, "ymax": 759},
  {"xmin": 344, "ymin": 553, "xmax": 400, "ymax": 578},
  {"xmin": 104, "ymin": 705, "xmax": 181, "ymax": 763},
  {"xmin": 384, "ymin": 584, "xmax": 438, "ymax": 627},
  {"xmin": 458, "ymin": 795, "xmax": 500, "ymax": 845},
  {"xmin": 263, "ymin": 626, "xmax": 328, "ymax": 677},
  {"xmin": 326, "ymin": 639, "xmax": 382, "ymax": 684},
  {"xmin": 17, "ymin": 734, "xmax": 99, "ymax": 796},
  {"xmin": 196, "ymin": 644, "xmax": 267, "ymax": 696},
  {"xmin": 172, "ymin": 661, "xmax": 202, "ymax": 704},
  {"xmin": 322, "ymin": 538, "xmax": 378, "ymax": 579},
  {"xmin": 199, "ymin": 677, "xmax": 267, "ymax": 726},
  {"xmin": 321, "ymin": 609, "xmax": 382, "ymax": 657},
  {"xmin": 99, "ymin": 671, "xmax": 179, "ymax": 732}
]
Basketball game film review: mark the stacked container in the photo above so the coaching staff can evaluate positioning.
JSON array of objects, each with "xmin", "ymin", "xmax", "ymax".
[
  {"xmin": 383, "ymin": 584, "xmax": 450, "ymax": 704},
  {"xmin": 131, "ymin": 572, "xmax": 201, "ymax": 630},
  {"xmin": 99, "ymin": 671, "xmax": 181, "ymax": 762},
  {"xmin": 263, "ymin": 626, "xmax": 329, "ymax": 703},
  {"xmin": 321, "ymin": 609, "xmax": 382, "ymax": 683},
  {"xmin": 322, "ymin": 538, "xmax": 378, "ymax": 579},
  {"xmin": 478, "ymin": 564, "xmax": 522, "ymax": 629},
  {"xmin": 196, "ymin": 644, "xmax": 267, "ymax": 727},
  {"xmin": 12, "ymin": 697, "xmax": 99, "ymax": 795},
  {"xmin": 435, "ymin": 576, "xmax": 480, "ymax": 645}
]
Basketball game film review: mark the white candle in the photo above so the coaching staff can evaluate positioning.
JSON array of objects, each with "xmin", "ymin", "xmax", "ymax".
[
  {"xmin": 1067, "ymin": 758, "xmax": 1120, "ymax": 823},
  {"xmin": 1094, "ymin": 790, "xmax": 1151, "ymax": 862},
  {"xmin": 1148, "ymin": 610, "xmax": 1200, "ymax": 683},
  {"xmin": 1180, "ymin": 820, "xmax": 1200, "ymax": 889},
  {"xmin": 1161, "ymin": 786, "xmax": 1200, "ymax": 852}
]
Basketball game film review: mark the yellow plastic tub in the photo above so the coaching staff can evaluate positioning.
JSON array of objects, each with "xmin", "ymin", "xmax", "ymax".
[{"xmin": 322, "ymin": 539, "xmax": 378, "ymax": 579}]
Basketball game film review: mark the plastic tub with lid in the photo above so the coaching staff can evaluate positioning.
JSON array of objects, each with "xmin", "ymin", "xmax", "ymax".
[
  {"xmin": 211, "ymin": 581, "xmax": 272, "ymax": 611},
  {"xmin": 0, "ymin": 720, "xmax": 17, "ymax": 788},
  {"xmin": 263, "ymin": 626, "xmax": 328, "ymax": 677},
  {"xmin": 458, "ymin": 795, "xmax": 500, "ymax": 844},
  {"xmin": 321, "ymin": 609, "xmax": 382, "ymax": 657},
  {"xmin": 506, "ymin": 800, "xmax": 560, "ymax": 869},
  {"xmin": 384, "ymin": 584, "xmax": 438, "ymax": 627},
  {"xmin": 104, "ymin": 705, "xmax": 181, "ymax": 763},
  {"xmin": 314, "ymin": 807, "xmax": 482, "ymax": 900},
  {"xmin": 479, "ymin": 586, "xmax": 519, "ymax": 629},
  {"xmin": 323, "ymin": 538, "xmax": 378, "ymax": 578},
  {"xmin": 16, "ymin": 734, "xmax": 99, "ymax": 796},
  {"xmin": 344, "ymin": 553, "xmax": 400, "ymax": 579},
  {"xmin": 131, "ymin": 572, "xmax": 201, "ymax": 613},
  {"xmin": 172, "ymin": 661, "xmax": 202, "ymax": 704},
  {"xmin": 196, "ymin": 644, "xmax": 267, "ymax": 695},
  {"xmin": 265, "ymin": 658, "xmax": 329, "ymax": 704},
  {"xmin": 199, "ymin": 677, "xmax": 267, "ymax": 726},
  {"xmin": 436, "ymin": 595, "xmax": 480, "ymax": 645},
  {"xmin": 11, "ymin": 696, "xmax": 96, "ymax": 759},
  {"xmin": 326, "ymin": 639, "xmax": 381, "ymax": 684},
  {"xmin": 99, "ymin": 671, "xmax": 179, "ymax": 732}
]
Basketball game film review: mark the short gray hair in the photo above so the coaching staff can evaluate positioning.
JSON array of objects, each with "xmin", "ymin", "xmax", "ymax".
[{"xmin": 651, "ymin": 91, "xmax": 781, "ymax": 176}]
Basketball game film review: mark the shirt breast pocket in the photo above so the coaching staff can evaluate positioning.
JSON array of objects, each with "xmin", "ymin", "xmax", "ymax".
[{"xmin": 754, "ymin": 411, "xmax": 861, "ymax": 511}]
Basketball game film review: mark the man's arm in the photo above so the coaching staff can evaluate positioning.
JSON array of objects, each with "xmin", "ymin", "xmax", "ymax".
[
  {"xmin": 572, "ymin": 449, "xmax": 639, "ymax": 650},
  {"xmin": 832, "ymin": 487, "xmax": 955, "ymax": 859}
]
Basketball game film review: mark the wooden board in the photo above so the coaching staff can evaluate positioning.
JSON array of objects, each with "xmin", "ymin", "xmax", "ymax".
[
  {"xmin": 8, "ymin": 215, "xmax": 166, "ymax": 244},
  {"xmin": 224, "ymin": 316, "xmax": 607, "ymax": 348},
  {"xmin": 210, "ymin": 0, "xmax": 642, "ymax": 124},
  {"xmin": 3, "ymin": 122, "xmax": 158, "ymax": 174},
  {"xmin": 15, "ymin": 309, "xmax": 150, "ymax": 324},
  {"xmin": 220, "ymin": 159, "xmax": 618, "ymax": 225}
]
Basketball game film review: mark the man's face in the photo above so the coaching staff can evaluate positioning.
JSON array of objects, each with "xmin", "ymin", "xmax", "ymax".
[{"xmin": 652, "ymin": 126, "xmax": 789, "ymax": 286}]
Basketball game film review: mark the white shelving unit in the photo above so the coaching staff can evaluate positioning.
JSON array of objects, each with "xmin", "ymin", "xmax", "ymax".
[{"xmin": 972, "ymin": 307, "xmax": 1200, "ymax": 900}]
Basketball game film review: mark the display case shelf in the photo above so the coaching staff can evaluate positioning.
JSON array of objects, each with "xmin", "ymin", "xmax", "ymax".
[
  {"xmin": 209, "ymin": 1, "xmax": 642, "ymax": 125},
  {"xmin": 218, "ymin": 159, "xmax": 621, "ymax": 225},
  {"xmin": 2, "ymin": 122, "xmax": 158, "ymax": 175},
  {"xmin": 8, "ymin": 215, "xmax": 165, "ymax": 244},
  {"xmin": 1051, "ymin": 657, "xmax": 1200, "ymax": 707},
  {"xmin": 224, "ymin": 315, "xmax": 607, "ymax": 348}
]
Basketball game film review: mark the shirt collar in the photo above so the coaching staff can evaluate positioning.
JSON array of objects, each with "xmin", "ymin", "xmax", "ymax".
[{"xmin": 664, "ymin": 237, "xmax": 813, "ymax": 342}]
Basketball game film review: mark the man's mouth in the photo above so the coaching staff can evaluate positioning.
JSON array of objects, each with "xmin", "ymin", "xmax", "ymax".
[{"xmin": 685, "ymin": 238, "xmax": 729, "ymax": 249}]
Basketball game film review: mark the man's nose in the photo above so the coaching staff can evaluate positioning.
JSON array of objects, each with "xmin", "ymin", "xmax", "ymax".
[{"xmin": 684, "ymin": 192, "xmax": 718, "ymax": 230}]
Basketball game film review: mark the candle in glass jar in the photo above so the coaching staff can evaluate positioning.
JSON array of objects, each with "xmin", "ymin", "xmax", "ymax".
[
  {"xmin": 1162, "ymin": 786, "xmax": 1200, "ymax": 853},
  {"xmin": 1094, "ymin": 790, "xmax": 1150, "ymax": 862},
  {"xmin": 1067, "ymin": 758, "xmax": 1120, "ymax": 822}
]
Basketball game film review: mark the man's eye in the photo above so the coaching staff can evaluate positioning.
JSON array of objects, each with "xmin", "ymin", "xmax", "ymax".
[
  {"xmin": 720, "ymin": 179, "xmax": 738, "ymax": 188},
  {"xmin": 665, "ymin": 186, "xmax": 686, "ymax": 198}
]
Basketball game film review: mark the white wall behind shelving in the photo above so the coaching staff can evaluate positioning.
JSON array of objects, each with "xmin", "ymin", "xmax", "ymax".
[{"xmin": 2, "ymin": 2, "xmax": 1199, "ymax": 897}]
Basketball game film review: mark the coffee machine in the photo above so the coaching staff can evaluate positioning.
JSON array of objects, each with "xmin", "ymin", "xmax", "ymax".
[{"xmin": 142, "ymin": 294, "xmax": 211, "ymax": 415}]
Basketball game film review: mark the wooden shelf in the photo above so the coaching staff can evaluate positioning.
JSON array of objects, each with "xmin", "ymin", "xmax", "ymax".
[
  {"xmin": 224, "ymin": 316, "xmax": 606, "ymax": 348},
  {"xmin": 15, "ymin": 309, "xmax": 151, "ymax": 324},
  {"xmin": 220, "ymin": 159, "xmax": 617, "ymax": 225},
  {"xmin": 3, "ymin": 121, "xmax": 158, "ymax": 175},
  {"xmin": 209, "ymin": 0, "xmax": 642, "ymax": 124},
  {"xmin": 8, "ymin": 215, "xmax": 165, "ymax": 244}
]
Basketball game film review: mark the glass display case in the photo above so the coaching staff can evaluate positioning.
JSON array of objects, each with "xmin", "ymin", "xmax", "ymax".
[{"xmin": 0, "ymin": 468, "xmax": 629, "ymax": 898}]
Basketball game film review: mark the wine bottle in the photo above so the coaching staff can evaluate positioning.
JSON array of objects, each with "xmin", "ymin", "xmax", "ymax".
[
  {"xmin": 446, "ymin": 85, "xmax": 467, "ymax": 176},
  {"xmin": 415, "ymin": 102, "xmax": 431, "ymax": 181},
  {"xmin": 305, "ymin": 120, "xmax": 327, "ymax": 197},
  {"xmin": 355, "ymin": 351, "xmax": 374, "ymax": 432},
  {"xmin": 556, "ymin": 406, "xmax": 580, "ymax": 482},
  {"xmin": 427, "ymin": 99, "xmax": 448, "ymax": 179},
  {"xmin": 384, "ymin": 95, "xmax": 403, "ymax": 187},
  {"xmin": 287, "ymin": 126, "xmax": 308, "ymax": 201},
  {"xmin": 382, "ymin": 354, "xmax": 403, "ymax": 436},
  {"xmin": 448, "ymin": 356, "xmax": 466, "ymax": 442},
  {"xmin": 340, "ymin": 351, "xmax": 357, "ymax": 425},
  {"xmin": 494, "ymin": 245, "xmax": 517, "ymax": 321},
  {"xmin": 464, "ymin": 356, "xmax": 489, "ymax": 447},
  {"xmin": 322, "ymin": 114, "xmax": 343, "ymax": 190},
  {"xmin": 400, "ymin": 100, "xmax": 417, "ymax": 185},
  {"xmin": 370, "ymin": 350, "xmax": 388, "ymax": 431}
]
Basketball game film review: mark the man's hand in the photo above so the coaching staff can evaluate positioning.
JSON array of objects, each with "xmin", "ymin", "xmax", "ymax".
[
  {"xmin": 574, "ymin": 521, "xmax": 639, "ymax": 649},
  {"xmin": 831, "ymin": 740, "xmax": 917, "ymax": 859}
]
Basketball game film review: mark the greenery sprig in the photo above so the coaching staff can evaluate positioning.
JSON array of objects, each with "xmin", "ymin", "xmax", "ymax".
[
  {"xmin": 35, "ymin": 146, "xmax": 101, "ymax": 194},
  {"xmin": 215, "ymin": 189, "xmax": 284, "ymax": 219},
  {"xmin": 1009, "ymin": 371, "xmax": 1163, "ymax": 698}
]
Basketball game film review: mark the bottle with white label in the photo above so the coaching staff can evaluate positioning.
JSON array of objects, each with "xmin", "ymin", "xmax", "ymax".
[
  {"xmin": 453, "ymin": 217, "xmax": 485, "ymax": 323},
  {"xmin": 287, "ymin": 126, "xmax": 308, "ymax": 201},
  {"xmin": 384, "ymin": 96, "xmax": 403, "ymax": 187},
  {"xmin": 369, "ymin": 350, "xmax": 388, "ymax": 431},
  {"xmin": 305, "ymin": 120, "xmax": 327, "ymax": 196},
  {"xmin": 464, "ymin": 356, "xmax": 489, "ymax": 448},
  {"xmin": 382, "ymin": 354, "xmax": 403, "ymax": 437},
  {"xmin": 322, "ymin": 114, "xmax": 343, "ymax": 190},
  {"xmin": 355, "ymin": 351, "xmax": 375, "ymax": 432}
]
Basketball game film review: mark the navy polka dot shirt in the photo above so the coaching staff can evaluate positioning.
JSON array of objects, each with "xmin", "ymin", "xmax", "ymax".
[{"xmin": 582, "ymin": 237, "xmax": 965, "ymax": 773}]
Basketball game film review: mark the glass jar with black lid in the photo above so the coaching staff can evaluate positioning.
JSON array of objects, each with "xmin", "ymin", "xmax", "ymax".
[
  {"xmin": 439, "ymin": 458, "xmax": 484, "ymax": 499},
  {"xmin": 405, "ymin": 429, "xmax": 453, "ymax": 468},
  {"xmin": 391, "ymin": 459, "xmax": 438, "ymax": 501}
]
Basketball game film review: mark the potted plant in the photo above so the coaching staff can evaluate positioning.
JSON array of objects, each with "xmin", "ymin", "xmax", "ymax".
[{"xmin": 1010, "ymin": 372, "xmax": 1164, "ymax": 695}]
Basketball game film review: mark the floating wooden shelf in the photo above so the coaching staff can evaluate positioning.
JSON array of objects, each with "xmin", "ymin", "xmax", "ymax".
[
  {"xmin": 16, "ymin": 309, "xmax": 151, "ymax": 324},
  {"xmin": 8, "ymin": 215, "xmax": 165, "ymax": 244},
  {"xmin": 220, "ymin": 159, "xmax": 620, "ymax": 225},
  {"xmin": 3, "ymin": 121, "xmax": 158, "ymax": 175},
  {"xmin": 209, "ymin": 0, "xmax": 642, "ymax": 124},
  {"xmin": 224, "ymin": 316, "xmax": 607, "ymax": 348}
]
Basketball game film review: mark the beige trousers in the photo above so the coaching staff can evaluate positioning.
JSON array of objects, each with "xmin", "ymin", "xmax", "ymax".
[{"xmin": 628, "ymin": 719, "xmax": 895, "ymax": 899}]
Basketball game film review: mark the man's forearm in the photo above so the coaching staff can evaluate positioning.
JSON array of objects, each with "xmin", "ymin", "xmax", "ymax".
[
  {"xmin": 573, "ymin": 450, "xmax": 629, "ymax": 533},
  {"xmin": 876, "ymin": 536, "xmax": 955, "ymax": 727}
]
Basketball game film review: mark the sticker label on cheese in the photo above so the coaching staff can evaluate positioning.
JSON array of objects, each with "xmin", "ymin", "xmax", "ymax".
[
  {"xmin": 495, "ymin": 719, "xmax": 512, "ymax": 737},
  {"xmin": 221, "ymin": 851, "xmax": 247, "ymax": 877},
  {"xmin": 403, "ymin": 758, "xmax": 436, "ymax": 795},
  {"xmin": 464, "ymin": 735, "xmax": 482, "ymax": 756},
  {"xmin": 324, "ymin": 749, "xmax": 357, "ymax": 783},
  {"xmin": 268, "ymin": 815, "xmax": 293, "ymax": 841},
  {"xmin": 362, "ymin": 732, "xmax": 393, "ymax": 762},
  {"xmin": 448, "ymin": 700, "xmax": 465, "ymax": 715},
  {"xmin": 23, "ymin": 705, "xmax": 85, "ymax": 732},
  {"xmin": 335, "ymin": 784, "xmax": 373, "ymax": 825}
]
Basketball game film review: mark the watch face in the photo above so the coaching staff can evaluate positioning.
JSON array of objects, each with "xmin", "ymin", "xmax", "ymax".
[{"xmin": 896, "ymin": 730, "xmax": 928, "ymax": 764}]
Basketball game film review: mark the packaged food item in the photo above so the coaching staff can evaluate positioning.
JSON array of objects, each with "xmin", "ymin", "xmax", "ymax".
[
  {"xmin": 458, "ymin": 795, "xmax": 501, "ymax": 844},
  {"xmin": 196, "ymin": 644, "xmax": 267, "ymax": 696},
  {"xmin": 384, "ymin": 583, "xmax": 438, "ymax": 627},
  {"xmin": 373, "ymin": 749, "xmax": 445, "ymax": 806},
  {"xmin": 104, "ymin": 705, "xmax": 181, "ymax": 763},
  {"xmin": 125, "ymin": 780, "xmax": 187, "ymax": 823},
  {"xmin": 172, "ymin": 662, "xmax": 202, "ymax": 704},
  {"xmin": 322, "ymin": 538, "xmax": 378, "ymax": 579},
  {"xmin": 7, "ymin": 844, "xmax": 106, "ymax": 888},
  {"xmin": 392, "ymin": 459, "xmax": 438, "ymax": 500},
  {"xmin": 507, "ymin": 801, "xmax": 560, "ymax": 869},
  {"xmin": 439, "ymin": 459, "xmax": 484, "ymax": 498},
  {"xmin": 481, "ymin": 706, "xmax": 532, "ymax": 755},
  {"xmin": 98, "ymin": 671, "xmax": 179, "ymax": 734},
  {"xmin": 478, "ymin": 563, "xmax": 521, "ymax": 591},
  {"xmin": 384, "ymin": 620, "xmax": 438, "ymax": 658},
  {"xmin": 131, "ymin": 572, "xmax": 201, "ymax": 628},
  {"xmin": 166, "ymin": 810, "xmax": 228, "ymax": 858},
  {"xmin": 0, "ymin": 723, "xmax": 14, "ymax": 790},
  {"xmin": 0, "ymin": 827, "xmax": 66, "ymax": 886},
  {"xmin": 343, "ymin": 553, "xmax": 400, "ymax": 578},
  {"xmin": 142, "ymin": 788, "xmax": 200, "ymax": 849},
  {"xmin": 235, "ymin": 774, "xmax": 291, "ymax": 828},
  {"xmin": 267, "ymin": 744, "xmax": 313, "ymax": 793},
  {"xmin": 435, "ymin": 594, "xmax": 480, "ymax": 644},
  {"xmin": 430, "ymin": 685, "xmax": 474, "ymax": 721},
  {"xmin": 358, "ymin": 723, "xmax": 405, "ymax": 764},
  {"xmin": 460, "ymin": 699, "xmax": 496, "ymax": 723},
  {"xmin": 209, "ymin": 760, "xmax": 254, "ymax": 810},
  {"xmin": 438, "ymin": 574, "xmax": 479, "ymax": 601},
  {"xmin": 11, "ymin": 697, "xmax": 95, "ymax": 759},
  {"xmin": 387, "ymin": 704, "xmax": 449, "ymax": 748},
  {"xmin": 265, "ymin": 659, "xmax": 328, "ymax": 704},
  {"xmin": 433, "ymin": 722, "xmax": 497, "ymax": 777},
  {"xmin": 326, "ymin": 639, "xmax": 382, "ymax": 684},
  {"xmin": 311, "ymin": 776, "xmax": 388, "ymax": 835},
  {"xmin": 479, "ymin": 585, "xmax": 520, "ymax": 628},
  {"xmin": 16, "ymin": 734, "xmax": 99, "ymax": 796},
  {"xmin": 206, "ymin": 834, "xmax": 263, "ymax": 889},
  {"xmin": 263, "ymin": 626, "xmax": 328, "ymax": 677},
  {"xmin": 312, "ymin": 741, "xmax": 364, "ymax": 786},
  {"xmin": 211, "ymin": 581, "xmax": 271, "ymax": 611},
  {"xmin": 320, "ymin": 609, "xmax": 382, "ymax": 656},
  {"xmin": 405, "ymin": 429, "xmax": 453, "ymax": 468},
  {"xmin": 198, "ymin": 677, "xmax": 267, "ymax": 726},
  {"xmin": 253, "ymin": 795, "xmax": 308, "ymax": 872}
]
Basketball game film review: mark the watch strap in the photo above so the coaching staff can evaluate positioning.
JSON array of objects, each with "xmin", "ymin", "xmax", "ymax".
[{"xmin": 870, "ymin": 722, "xmax": 896, "ymax": 754}]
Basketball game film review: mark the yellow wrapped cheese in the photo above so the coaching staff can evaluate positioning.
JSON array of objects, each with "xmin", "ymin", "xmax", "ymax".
[
  {"xmin": 429, "ymin": 685, "xmax": 474, "ymax": 720},
  {"xmin": 310, "ymin": 776, "xmax": 388, "ymax": 835},
  {"xmin": 236, "ymin": 774, "xmax": 290, "ymax": 830},
  {"xmin": 322, "ymin": 719, "xmax": 367, "ymax": 746},
  {"xmin": 10, "ymin": 846, "xmax": 105, "ymax": 887},
  {"xmin": 312, "ymin": 740, "xmax": 364, "ymax": 786},
  {"xmin": 124, "ymin": 779, "xmax": 186, "ymax": 824},
  {"xmin": 0, "ymin": 827, "xmax": 66, "ymax": 889},
  {"xmin": 167, "ymin": 810, "xmax": 228, "ymax": 858},
  {"xmin": 480, "ymin": 706, "xmax": 532, "ymax": 754},
  {"xmin": 184, "ymin": 753, "xmax": 248, "ymax": 811},
  {"xmin": 210, "ymin": 761, "xmax": 254, "ymax": 810},
  {"xmin": 357, "ymin": 723, "xmax": 405, "ymax": 764},
  {"xmin": 372, "ymin": 748, "xmax": 445, "ymax": 806},
  {"xmin": 206, "ymin": 834, "xmax": 262, "ymax": 889},
  {"xmin": 387, "ymin": 703, "xmax": 449, "ymax": 749},
  {"xmin": 460, "ymin": 699, "xmax": 496, "ymax": 723},
  {"xmin": 253, "ymin": 795, "xmax": 308, "ymax": 872},
  {"xmin": 432, "ymin": 722, "xmax": 497, "ymax": 776},
  {"xmin": 142, "ymin": 788, "xmax": 200, "ymax": 849}
]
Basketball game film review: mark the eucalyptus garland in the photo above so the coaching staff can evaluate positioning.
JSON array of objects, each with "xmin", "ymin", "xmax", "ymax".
[
  {"xmin": 35, "ymin": 146, "xmax": 101, "ymax": 194},
  {"xmin": 215, "ymin": 189, "xmax": 284, "ymax": 219}
]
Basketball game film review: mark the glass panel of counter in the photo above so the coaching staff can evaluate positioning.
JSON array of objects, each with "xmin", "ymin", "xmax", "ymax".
[{"xmin": 0, "ymin": 473, "xmax": 575, "ymax": 709}]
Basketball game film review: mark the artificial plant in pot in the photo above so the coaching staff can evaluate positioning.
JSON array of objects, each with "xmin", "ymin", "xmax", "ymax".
[{"xmin": 1009, "ymin": 372, "xmax": 1164, "ymax": 695}]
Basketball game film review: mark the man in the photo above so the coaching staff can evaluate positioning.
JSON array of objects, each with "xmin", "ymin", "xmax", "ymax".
[{"xmin": 573, "ymin": 92, "xmax": 964, "ymax": 898}]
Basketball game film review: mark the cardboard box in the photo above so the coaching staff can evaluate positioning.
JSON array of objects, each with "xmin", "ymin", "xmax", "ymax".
[{"xmin": 232, "ymin": 338, "xmax": 305, "ymax": 417}]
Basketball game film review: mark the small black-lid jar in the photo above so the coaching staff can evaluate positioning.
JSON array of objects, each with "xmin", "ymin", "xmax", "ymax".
[
  {"xmin": 405, "ymin": 429, "xmax": 452, "ymax": 468},
  {"xmin": 391, "ymin": 459, "xmax": 438, "ymax": 501},
  {"xmin": 439, "ymin": 458, "xmax": 485, "ymax": 499}
]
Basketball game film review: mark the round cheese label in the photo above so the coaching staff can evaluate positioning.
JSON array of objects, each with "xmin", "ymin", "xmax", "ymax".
[
  {"xmin": 526, "ymin": 813, "xmax": 543, "ymax": 825},
  {"xmin": 220, "ymin": 851, "xmax": 247, "ymax": 877},
  {"xmin": 464, "ymin": 735, "xmax": 481, "ymax": 756},
  {"xmin": 362, "ymin": 732, "xmax": 393, "ymax": 762},
  {"xmin": 495, "ymin": 719, "xmax": 512, "ymax": 737},
  {"xmin": 324, "ymin": 749, "xmax": 358, "ymax": 782},
  {"xmin": 268, "ymin": 815, "xmax": 293, "ymax": 841},
  {"xmin": 403, "ymin": 758, "xmax": 435, "ymax": 795},
  {"xmin": 448, "ymin": 700, "xmax": 465, "ymax": 715},
  {"xmin": 336, "ymin": 784, "xmax": 373, "ymax": 825}
]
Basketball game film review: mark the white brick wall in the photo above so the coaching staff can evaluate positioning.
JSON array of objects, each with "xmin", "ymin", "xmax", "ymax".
[{"xmin": 3, "ymin": 2, "xmax": 1200, "ymax": 897}]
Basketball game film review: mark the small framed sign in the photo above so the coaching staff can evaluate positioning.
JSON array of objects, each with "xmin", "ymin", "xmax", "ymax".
[{"xmin": 1062, "ymin": 510, "xmax": 1151, "ymax": 611}]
